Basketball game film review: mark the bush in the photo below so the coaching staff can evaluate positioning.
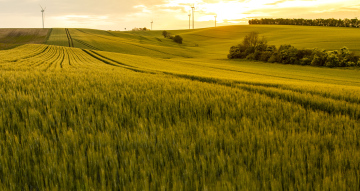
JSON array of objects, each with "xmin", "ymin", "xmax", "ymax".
[
  {"xmin": 253, "ymin": 50, "xmax": 262, "ymax": 60},
  {"xmin": 300, "ymin": 57, "xmax": 311, "ymax": 65},
  {"xmin": 260, "ymin": 52, "xmax": 272, "ymax": 62},
  {"xmin": 268, "ymin": 54, "xmax": 277, "ymax": 63},
  {"xmin": 266, "ymin": 45, "xmax": 277, "ymax": 53},
  {"xmin": 227, "ymin": 32, "xmax": 267, "ymax": 59},
  {"xmin": 325, "ymin": 52, "xmax": 339, "ymax": 67},
  {"xmin": 311, "ymin": 49, "xmax": 326, "ymax": 66},
  {"xmin": 228, "ymin": 45, "xmax": 247, "ymax": 59},
  {"xmin": 246, "ymin": 53, "xmax": 255, "ymax": 60},
  {"xmin": 243, "ymin": 32, "xmax": 259, "ymax": 48},
  {"xmin": 162, "ymin": 31, "xmax": 183, "ymax": 44},
  {"xmin": 297, "ymin": 49, "xmax": 313, "ymax": 60},
  {"xmin": 311, "ymin": 55, "xmax": 322, "ymax": 66},
  {"xmin": 173, "ymin": 35, "xmax": 183, "ymax": 44},
  {"xmin": 278, "ymin": 45, "xmax": 298, "ymax": 64},
  {"xmin": 347, "ymin": 61, "xmax": 356, "ymax": 67},
  {"xmin": 244, "ymin": 46, "xmax": 255, "ymax": 56},
  {"xmin": 162, "ymin": 31, "xmax": 168, "ymax": 38}
]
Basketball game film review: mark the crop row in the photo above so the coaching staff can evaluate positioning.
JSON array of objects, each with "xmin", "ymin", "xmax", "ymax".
[{"xmin": 0, "ymin": 44, "xmax": 131, "ymax": 72}]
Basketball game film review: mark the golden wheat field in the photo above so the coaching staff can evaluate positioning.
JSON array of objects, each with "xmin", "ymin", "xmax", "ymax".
[{"xmin": 0, "ymin": 25, "xmax": 360, "ymax": 190}]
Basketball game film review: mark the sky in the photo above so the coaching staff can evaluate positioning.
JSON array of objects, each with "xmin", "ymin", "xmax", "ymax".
[{"xmin": 0, "ymin": 0, "xmax": 359, "ymax": 30}]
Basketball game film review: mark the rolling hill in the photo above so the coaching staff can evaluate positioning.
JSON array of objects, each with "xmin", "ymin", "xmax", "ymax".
[{"xmin": 0, "ymin": 25, "xmax": 360, "ymax": 190}]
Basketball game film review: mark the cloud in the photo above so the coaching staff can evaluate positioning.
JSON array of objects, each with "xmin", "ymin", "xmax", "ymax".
[
  {"xmin": 0, "ymin": 0, "xmax": 359, "ymax": 30},
  {"xmin": 265, "ymin": 0, "xmax": 289, "ymax": 6}
]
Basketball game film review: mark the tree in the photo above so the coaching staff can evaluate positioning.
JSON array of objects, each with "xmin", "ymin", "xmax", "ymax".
[
  {"xmin": 162, "ymin": 31, "xmax": 168, "ymax": 38},
  {"xmin": 228, "ymin": 32, "xmax": 267, "ymax": 59},
  {"xmin": 173, "ymin": 35, "xmax": 183, "ymax": 44},
  {"xmin": 243, "ymin": 32, "xmax": 259, "ymax": 48}
]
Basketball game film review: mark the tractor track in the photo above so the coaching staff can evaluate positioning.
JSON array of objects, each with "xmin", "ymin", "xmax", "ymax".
[{"xmin": 65, "ymin": 28, "xmax": 74, "ymax": 48}]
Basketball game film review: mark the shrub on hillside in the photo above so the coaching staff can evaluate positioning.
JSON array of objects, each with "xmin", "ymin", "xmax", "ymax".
[
  {"xmin": 227, "ymin": 32, "xmax": 267, "ymax": 59},
  {"xmin": 162, "ymin": 31, "xmax": 168, "ymax": 38},
  {"xmin": 300, "ymin": 57, "xmax": 311, "ymax": 65},
  {"xmin": 325, "ymin": 51, "xmax": 340, "ymax": 67},
  {"xmin": 161, "ymin": 31, "xmax": 183, "ymax": 44},
  {"xmin": 310, "ymin": 49, "xmax": 327, "ymax": 66},
  {"xmin": 173, "ymin": 35, "xmax": 183, "ymax": 44}
]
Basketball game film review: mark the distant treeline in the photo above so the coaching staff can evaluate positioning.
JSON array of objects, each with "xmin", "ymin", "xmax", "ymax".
[
  {"xmin": 228, "ymin": 32, "xmax": 360, "ymax": 67},
  {"xmin": 132, "ymin": 27, "xmax": 150, "ymax": 31},
  {"xmin": 249, "ymin": 18, "xmax": 360, "ymax": 28}
]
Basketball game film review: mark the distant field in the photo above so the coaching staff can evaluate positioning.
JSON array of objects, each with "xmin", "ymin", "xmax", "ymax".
[
  {"xmin": 46, "ymin": 25, "xmax": 360, "ymax": 59},
  {"xmin": 0, "ymin": 25, "xmax": 360, "ymax": 190},
  {"xmin": 0, "ymin": 28, "xmax": 50, "ymax": 50}
]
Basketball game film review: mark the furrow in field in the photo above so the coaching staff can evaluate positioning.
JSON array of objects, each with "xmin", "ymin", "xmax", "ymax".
[
  {"xmin": 72, "ymin": 48, "xmax": 104, "ymax": 69},
  {"xmin": 65, "ymin": 48, "xmax": 80, "ymax": 69},
  {"xmin": 1, "ymin": 45, "xmax": 49, "ymax": 63},
  {"xmin": 183, "ymin": 61, "xmax": 360, "ymax": 104},
  {"xmin": 168, "ymin": 57, "xmax": 360, "ymax": 87},
  {"xmin": 89, "ymin": 50, "xmax": 140, "ymax": 68},
  {"xmin": 65, "ymin": 29, "xmax": 74, "ymax": 48},
  {"xmin": 73, "ymin": 39, "xmax": 101, "ymax": 51},
  {"xmin": 58, "ymin": 47, "xmax": 66, "ymax": 69},
  {"xmin": 19, "ymin": 46, "xmax": 56, "ymax": 69},
  {"xmin": 51, "ymin": 46, "xmax": 67, "ymax": 71},
  {"xmin": 33, "ymin": 46, "xmax": 63, "ymax": 70},
  {"xmin": 81, "ymin": 49, "xmax": 154, "ymax": 73},
  {"xmin": 164, "ymin": 72, "xmax": 360, "ymax": 121},
  {"xmin": 42, "ymin": 47, "xmax": 61, "ymax": 71}
]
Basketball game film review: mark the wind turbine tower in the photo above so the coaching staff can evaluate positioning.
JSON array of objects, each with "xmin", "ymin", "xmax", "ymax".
[
  {"xmin": 40, "ymin": 5, "xmax": 46, "ymax": 29},
  {"xmin": 151, "ymin": 20, "xmax": 153, "ymax": 30},
  {"xmin": 214, "ymin": 15, "xmax": 217, "ymax": 27},
  {"xmin": 188, "ymin": 12, "xmax": 191, "ymax": 30},
  {"xmin": 191, "ymin": 4, "xmax": 195, "ymax": 29}
]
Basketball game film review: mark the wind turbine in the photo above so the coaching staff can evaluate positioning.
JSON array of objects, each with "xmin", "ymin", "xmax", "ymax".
[
  {"xmin": 188, "ymin": 11, "xmax": 191, "ymax": 30},
  {"xmin": 40, "ymin": 5, "xmax": 46, "ymax": 29},
  {"xmin": 151, "ymin": 20, "xmax": 153, "ymax": 30},
  {"xmin": 191, "ymin": 4, "xmax": 195, "ymax": 29},
  {"xmin": 214, "ymin": 15, "xmax": 217, "ymax": 27}
]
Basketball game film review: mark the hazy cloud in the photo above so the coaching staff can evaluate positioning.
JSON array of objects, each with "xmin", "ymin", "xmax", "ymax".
[{"xmin": 0, "ymin": 0, "xmax": 359, "ymax": 30}]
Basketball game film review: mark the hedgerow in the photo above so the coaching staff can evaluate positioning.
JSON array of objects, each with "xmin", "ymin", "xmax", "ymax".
[{"xmin": 228, "ymin": 32, "xmax": 360, "ymax": 67}]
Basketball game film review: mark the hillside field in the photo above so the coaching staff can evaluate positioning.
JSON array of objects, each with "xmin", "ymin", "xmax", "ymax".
[{"xmin": 0, "ymin": 25, "xmax": 360, "ymax": 190}]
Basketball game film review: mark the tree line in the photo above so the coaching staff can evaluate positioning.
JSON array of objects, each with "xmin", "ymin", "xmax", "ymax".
[
  {"xmin": 228, "ymin": 32, "xmax": 360, "ymax": 67},
  {"xmin": 249, "ymin": 18, "xmax": 360, "ymax": 28}
]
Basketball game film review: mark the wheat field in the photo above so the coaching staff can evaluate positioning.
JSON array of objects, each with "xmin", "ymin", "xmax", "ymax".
[{"xmin": 0, "ymin": 25, "xmax": 359, "ymax": 190}]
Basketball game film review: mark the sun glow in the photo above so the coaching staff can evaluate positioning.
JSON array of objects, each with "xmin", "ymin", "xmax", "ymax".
[
  {"xmin": 198, "ymin": 2, "xmax": 251, "ymax": 22},
  {"xmin": 164, "ymin": 0, "xmax": 359, "ymax": 25}
]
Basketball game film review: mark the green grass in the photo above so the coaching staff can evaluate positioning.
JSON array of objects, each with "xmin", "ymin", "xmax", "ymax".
[
  {"xmin": 46, "ymin": 25, "xmax": 360, "ymax": 59},
  {"xmin": 0, "ymin": 25, "xmax": 360, "ymax": 190},
  {"xmin": 0, "ymin": 28, "xmax": 50, "ymax": 50}
]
